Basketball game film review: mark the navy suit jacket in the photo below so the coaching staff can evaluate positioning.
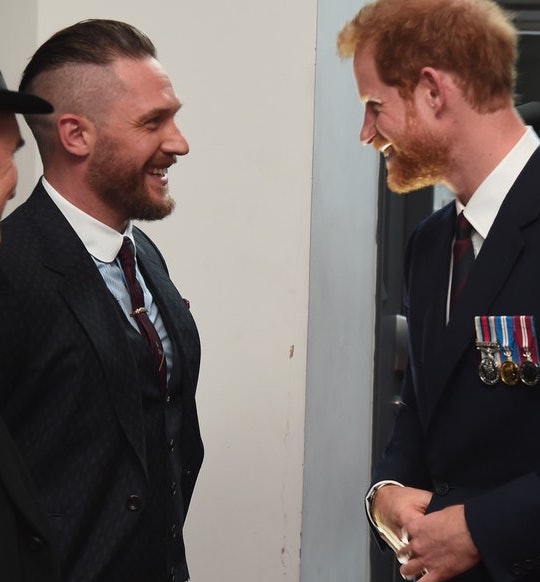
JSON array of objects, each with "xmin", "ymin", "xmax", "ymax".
[
  {"xmin": 373, "ymin": 147, "xmax": 540, "ymax": 581},
  {"xmin": 0, "ymin": 182, "xmax": 203, "ymax": 581}
]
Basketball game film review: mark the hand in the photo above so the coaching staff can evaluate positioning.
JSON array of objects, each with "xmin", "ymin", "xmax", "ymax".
[
  {"xmin": 372, "ymin": 485, "xmax": 432, "ymax": 551},
  {"xmin": 397, "ymin": 504, "xmax": 480, "ymax": 581}
]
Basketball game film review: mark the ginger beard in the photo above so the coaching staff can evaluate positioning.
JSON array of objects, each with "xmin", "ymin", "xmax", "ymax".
[
  {"xmin": 87, "ymin": 131, "xmax": 176, "ymax": 222},
  {"xmin": 379, "ymin": 109, "xmax": 451, "ymax": 194}
]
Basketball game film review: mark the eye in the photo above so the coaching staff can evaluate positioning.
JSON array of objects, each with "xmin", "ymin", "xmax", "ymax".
[
  {"xmin": 145, "ymin": 117, "xmax": 161, "ymax": 128},
  {"xmin": 367, "ymin": 101, "xmax": 382, "ymax": 115}
]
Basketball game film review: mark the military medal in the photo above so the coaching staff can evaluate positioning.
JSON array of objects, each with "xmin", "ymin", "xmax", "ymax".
[
  {"xmin": 474, "ymin": 316, "xmax": 500, "ymax": 386},
  {"xmin": 500, "ymin": 351, "xmax": 520, "ymax": 386},
  {"xmin": 475, "ymin": 314, "xmax": 540, "ymax": 388},
  {"xmin": 519, "ymin": 352, "xmax": 539, "ymax": 386},
  {"xmin": 514, "ymin": 315, "xmax": 540, "ymax": 386},
  {"xmin": 495, "ymin": 316, "xmax": 520, "ymax": 386},
  {"xmin": 478, "ymin": 349, "xmax": 500, "ymax": 385}
]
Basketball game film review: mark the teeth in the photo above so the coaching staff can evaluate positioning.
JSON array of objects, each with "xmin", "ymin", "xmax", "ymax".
[
  {"xmin": 149, "ymin": 168, "xmax": 167, "ymax": 177},
  {"xmin": 380, "ymin": 143, "xmax": 393, "ymax": 157}
]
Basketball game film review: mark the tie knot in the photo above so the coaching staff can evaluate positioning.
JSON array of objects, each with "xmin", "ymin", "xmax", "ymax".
[
  {"xmin": 455, "ymin": 212, "xmax": 473, "ymax": 240},
  {"xmin": 117, "ymin": 237, "xmax": 136, "ymax": 268}
]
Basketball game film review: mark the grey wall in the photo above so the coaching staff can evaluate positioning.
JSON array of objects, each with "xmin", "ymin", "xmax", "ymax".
[
  {"xmin": 1, "ymin": 0, "xmax": 378, "ymax": 579},
  {"xmin": 301, "ymin": 0, "xmax": 378, "ymax": 580}
]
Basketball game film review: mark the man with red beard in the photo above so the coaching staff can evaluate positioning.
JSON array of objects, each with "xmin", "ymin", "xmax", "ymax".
[
  {"xmin": 339, "ymin": 1, "xmax": 540, "ymax": 581},
  {"xmin": 0, "ymin": 20, "xmax": 203, "ymax": 582}
]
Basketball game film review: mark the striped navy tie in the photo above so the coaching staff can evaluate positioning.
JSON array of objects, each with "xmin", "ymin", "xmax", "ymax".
[{"xmin": 450, "ymin": 211, "xmax": 475, "ymax": 313}]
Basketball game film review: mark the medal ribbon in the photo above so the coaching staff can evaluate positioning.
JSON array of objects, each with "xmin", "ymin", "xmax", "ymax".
[
  {"xmin": 513, "ymin": 315, "xmax": 540, "ymax": 363},
  {"xmin": 494, "ymin": 315, "xmax": 519, "ymax": 363},
  {"xmin": 474, "ymin": 315, "xmax": 501, "ymax": 365},
  {"xmin": 488, "ymin": 316, "xmax": 502, "ymax": 366}
]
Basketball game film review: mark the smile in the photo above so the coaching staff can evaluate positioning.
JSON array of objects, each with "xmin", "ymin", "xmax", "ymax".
[
  {"xmin": 147, "ymin": 166, "xmax": 170, "ymax": 188},
  {"xmin": 380, "ymin": 143, "xmax": 394, "ymax": 158},
  {"xmin": 148, "ymin": 167, "xmax": 168, "ymax": 177}
]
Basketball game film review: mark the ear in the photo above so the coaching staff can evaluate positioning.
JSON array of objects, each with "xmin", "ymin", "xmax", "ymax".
[
  {"xmin": 417, "ymin": 67, "xmax": 446, "ymax": 115},
  {"xmin": 56, "ymin": 114, "xmax": 95, "ymax": 157}
]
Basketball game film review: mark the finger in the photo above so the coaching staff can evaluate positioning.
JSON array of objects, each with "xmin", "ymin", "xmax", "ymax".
[
  {"xmin": 396, "ymin": 537, "xmax": 414, "ymax": 566},
  {"xmin": 396, "ymin": 547, "xmax": 412, "ymax": 564},
  {"xmin": 415, "ymin": 569, "xmax": 431, "ymax": 582},
  {"xmin": 400, "ymin": 570, "xmax": 429, "ymax": 582},
  {"xmin": 400, "ymin": 558, "xmax": 428, "ymax": 581},
  {"xmin": 400, "ymin": 528, "xmax": 409, "ymax": 545}
]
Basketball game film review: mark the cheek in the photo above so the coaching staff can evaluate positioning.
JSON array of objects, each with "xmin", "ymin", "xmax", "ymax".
[{"xmin": 0, "ymin": 159, "xmax": 18, "ymax": 214}]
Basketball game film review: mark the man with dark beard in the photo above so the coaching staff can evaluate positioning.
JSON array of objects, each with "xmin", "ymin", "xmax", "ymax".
[
  {"xmin": 338, "ymin": 1, "xmax": 540, "ymax": 581},
  {"xmin": 0, "ymin": 20, "xmax": 203, "ymax": 582}
]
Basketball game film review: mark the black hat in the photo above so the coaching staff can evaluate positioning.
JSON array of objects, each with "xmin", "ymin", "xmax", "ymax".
[
  {"xmin": 0, "ymin": 69, "xmax": 52, "ymax": 114},
  {"xmin": 517, "ymin": 101, "xmax": 540, "ymax": 133}
]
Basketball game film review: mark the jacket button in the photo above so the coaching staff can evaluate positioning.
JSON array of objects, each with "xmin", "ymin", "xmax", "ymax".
[
  {"xmin": 512, "ymin": 564, "xmax": 524, "ymax": 577},
  {"xmin": 168, "ymin": 438, "xmax": 175, "ymax": 452},
  {"xmin": 27, "ymin": 534, "xmax": 45, "ymax": 552},
  {"xmin": 171, "ymin": 481, "xmax": 177, "ymax": 496},
  {"xmin": 126, "ymin": 495, "xmax": 142, "ymax": 511},
  {"xmin": 434, "ymin": 481, "xmax": 450, "ymax": 496}
]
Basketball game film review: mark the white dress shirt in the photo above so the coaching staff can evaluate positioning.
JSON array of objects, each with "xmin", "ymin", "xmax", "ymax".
[{"xmin": 42, "ymin": 177, "xmax": 173, "ymax": 379}]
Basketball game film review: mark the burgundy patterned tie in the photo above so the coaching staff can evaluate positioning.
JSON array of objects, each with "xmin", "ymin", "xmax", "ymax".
[
  {"xmin": 450, "ymin": 211, "xmax": 475, "ymax": 312},
  {"xmin": 117, "ymin": 237, "xmax": 167, "ymax": 392}
]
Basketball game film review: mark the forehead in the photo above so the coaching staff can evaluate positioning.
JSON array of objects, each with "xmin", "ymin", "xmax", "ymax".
[
  {"xmin": 353, "ymin": 46, "xmax": 408, "ymax": 110},
  {"xmin": 353, "ymin": 47, "xmax": 386, "ymax": 101},
  {"xmin": 112, "ymin": 57, "xmax": 181, "ymax": 115}
]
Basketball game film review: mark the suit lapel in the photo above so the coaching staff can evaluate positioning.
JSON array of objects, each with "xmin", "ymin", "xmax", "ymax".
[
  {"xmin": 24, "ymin": 186, "xmax": 147, "ymax": 472},
  {"xmin": 133, "ymin": 230, "xmax": 198, "ymax": 392},
  {"xmin": 407, "ymin": 204, "xmax": 454, "ymax": 419},
  {"xmin": 418, "ymin": 204, "xmax": 455, "ymax": 361},
  {"xmin": 422, "ymin": 148, "xmax": 540, "ymax": 423}
]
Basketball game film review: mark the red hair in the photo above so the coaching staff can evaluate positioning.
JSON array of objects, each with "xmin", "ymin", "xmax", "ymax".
[{"xmin": 337, "ymin": 0, "xmax": 517, "ymax": 112}]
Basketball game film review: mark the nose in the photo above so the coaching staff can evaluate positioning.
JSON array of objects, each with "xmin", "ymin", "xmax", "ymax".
[
  {"xmin": 359, "ymin": 109, "xmax": 377, "ymax": 146},
  {"xmin": 163, "ymin": 120, "xmax": 189, "ymax": 156}
]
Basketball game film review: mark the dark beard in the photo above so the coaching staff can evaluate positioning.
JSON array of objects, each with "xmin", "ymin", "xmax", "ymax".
[{"xmin": 87, "ymin": 137, "xmax": 175, "ymax": 222}]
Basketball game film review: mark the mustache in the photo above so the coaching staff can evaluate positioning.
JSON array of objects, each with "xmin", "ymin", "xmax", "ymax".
[
  {"xmin": 372, "ymin": 134, "xmax": 392, "ymax": 153},
  {"xmin": 150, "ymin": 154, "xmax": 177, "ymax": 167}
]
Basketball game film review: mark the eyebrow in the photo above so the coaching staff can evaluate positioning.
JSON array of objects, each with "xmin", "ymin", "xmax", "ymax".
[{"xmin": 144, "ymin": 103, "xmax": 182, "ymax": 119}]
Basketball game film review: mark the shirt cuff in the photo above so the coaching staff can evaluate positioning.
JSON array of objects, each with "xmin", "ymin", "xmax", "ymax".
[{"xmin": 365, "ymin": 480, "xmax": 406, "ymax": 552}]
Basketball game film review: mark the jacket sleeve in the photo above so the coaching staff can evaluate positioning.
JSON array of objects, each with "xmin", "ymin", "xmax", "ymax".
[
  {"xmin": 372, "ymin": 223, "xmax": 431, "ymax": 490},
  {"xmin": 371, "ymin": 364, "xmax": 431, "ymax": 489},
  {"xmin": 466, "ymin": 472, "xmax": 540, "ymax": 581}
]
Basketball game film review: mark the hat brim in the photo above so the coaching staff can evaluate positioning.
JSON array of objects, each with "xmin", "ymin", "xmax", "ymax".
[{"xmin": 0, "ymin": 89, "xmax": 53, "ymax": 114}]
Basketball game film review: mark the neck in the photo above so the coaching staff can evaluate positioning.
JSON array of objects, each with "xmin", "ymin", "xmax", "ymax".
[
  {"xmin": 43, "ymin": 168, "xmax": 128, "ymax": 233},
  {"xmin": 444, "ymin": 107, "xmax": 526, "ymax": 204}
]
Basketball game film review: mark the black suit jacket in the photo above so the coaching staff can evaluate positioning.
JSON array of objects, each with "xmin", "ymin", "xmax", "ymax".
[
  {"xmin": 0, "ymin": 182, "xmax": 203, "ymax": 581},
  {"xmin": 0, "ymin": 416, "xmax": 59, "ymax": 581},
  {"xmin": 373, "ymin": 148, "xmax": 540, "ymax": 581}
]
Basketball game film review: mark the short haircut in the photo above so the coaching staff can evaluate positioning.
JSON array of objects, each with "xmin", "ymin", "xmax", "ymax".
[
  {"xmin": 20, "ymin": 19, "xmax": 156, "ymax": 93},
  {"xmin": 337, "ymin": 0, "xmax": 517, "ymax": 112},
  {"xmin": 19, "ymin": 20, "xmax": 158, "ymax": 160}
]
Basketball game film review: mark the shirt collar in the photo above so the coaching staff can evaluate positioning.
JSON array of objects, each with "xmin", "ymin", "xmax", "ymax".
[
  {"xmin": 457, "ymin": 126, "xmax": 540, "ymax": 237},
  {"xmin": 42, "ymin": 177, "xmax": 134, "ymax": 263}
]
